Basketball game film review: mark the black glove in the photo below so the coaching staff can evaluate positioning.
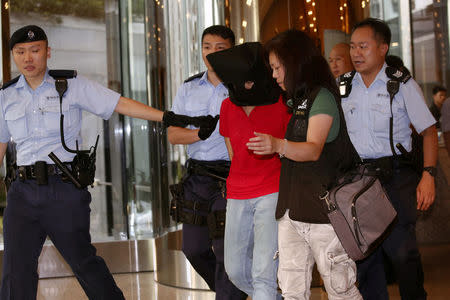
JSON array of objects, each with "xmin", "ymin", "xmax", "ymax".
[
  {"xmin": 162, "ymin": 111, "xmax": 192, "ymax": 128},
  {"xmin": 198, "ymin": 115, "xmax": 220, "ymax": 140}
]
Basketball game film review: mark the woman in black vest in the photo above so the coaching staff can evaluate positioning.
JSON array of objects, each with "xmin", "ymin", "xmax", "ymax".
[{"xmin": 247, "ymin": 30, "xmax": 362, "ymax": 299}]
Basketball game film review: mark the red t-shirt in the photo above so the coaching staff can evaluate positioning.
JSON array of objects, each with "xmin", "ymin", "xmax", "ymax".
[{"xmin": 220, "ymin": 97, "xmax": 291, "ymax": 199}]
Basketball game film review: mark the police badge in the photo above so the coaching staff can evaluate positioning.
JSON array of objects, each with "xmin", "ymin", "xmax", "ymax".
[{"xmin": 28, "ymin": 30, "xmax": 35, "ymax": 40}]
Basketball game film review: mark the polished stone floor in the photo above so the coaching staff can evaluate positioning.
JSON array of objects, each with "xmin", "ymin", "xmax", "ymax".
[{"xmin": 37, "ymin": 244, "xmax": 450, "ymax": 300}]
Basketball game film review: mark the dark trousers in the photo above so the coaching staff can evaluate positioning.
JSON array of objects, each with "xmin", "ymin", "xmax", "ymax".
[
  {"xmin": 0, "ymin": 175, "xmax": 124, "ymax": 300},
  {"xmin": 357, "ymin": 166, "xmax": 427, "ymax": 300},
  {"xmin": 182, "ymin": 174, "xmax": 246, "ymax": 300}
]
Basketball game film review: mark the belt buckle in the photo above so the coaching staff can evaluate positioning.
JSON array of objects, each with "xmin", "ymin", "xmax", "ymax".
[
  {"xmin": 18, "ymin": 166, "xmax": 27, "ymax": 181},
  {"xmin": 30, "ymin": 166, "xmax": 35, "ymax": 178}
]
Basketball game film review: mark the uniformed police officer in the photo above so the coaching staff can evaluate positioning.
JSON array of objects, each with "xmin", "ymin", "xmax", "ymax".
[
  {"xmin": 167, "ymin": 25, "xmax": 246, "ymax": 300},
  {"xmin": 0, "ymin": 25, "xmax": 203, "ymax": 300},
  {"xmin": 342, "ymin": 18, "xmax": 437, "ymax": 300}
]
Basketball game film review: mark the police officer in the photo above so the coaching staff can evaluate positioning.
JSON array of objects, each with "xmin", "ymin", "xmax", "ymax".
[
  {"xmin": 0, "ymin": 25, "xmax": 200, "ymax": 299},
  {"xmin": 167, "ymin": 25, "xmax": 246, "ymax": 299},
  {"xmin": 341, "ymin": 18, "xmax": 437, "ymax": 300},
  {"xmin": 328, "ymin": 42, "xmax": 354, "ymax": 78}
]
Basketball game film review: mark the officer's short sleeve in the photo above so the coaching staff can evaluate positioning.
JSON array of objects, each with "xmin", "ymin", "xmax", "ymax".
[
  {"xmin": 70, "ymin": 76, "xmax": 120, "ymax": 120},
  {"xmin": 403, "ymin": 79, "xmax": 436, "ymax": 134},
  {"xmin": 440, "ymin": 98, "xmax": 450, "ymax": 133},
  {"xmin": 171, "ymin": 84, "xmax": 187, "ymax": 114},
  {"xmin": 0, "ymin": 91, "xmax": 11, "ymax": 143},
  {"xmin": 219, "ymin": 99, "xmax": 230, "ymax": 137}
]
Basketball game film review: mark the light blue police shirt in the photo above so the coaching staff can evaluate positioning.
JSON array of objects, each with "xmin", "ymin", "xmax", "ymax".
[
  {"xmin": 171, "ymin": 71, "xmax": 229, "ymax": 161},
  {"xmin": 341, "ymin": 63, "xmax": 436, "ymax": 159},
  {"xmin": 0, "ymin": 70, "xmax": 120, "ymax": 165}
]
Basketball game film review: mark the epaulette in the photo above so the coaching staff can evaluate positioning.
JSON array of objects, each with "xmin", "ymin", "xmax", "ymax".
[
  {"xmin": 385, "ymin": 66, "xmax": 412, "ymax": 98},
  {"xmin": 338, "ymin": 70, "xmax": 356, "ymax": 98},
  {"xmin": 184, "ymin": 72, "xmax": 205, "ymax": 83},
  {"xmin": 0, "ymin": 76, "xmax": 20, "ymax": 90},
  {"xmin": 385, "ymin": 66, "xmax": 411, "ymax": 84}
]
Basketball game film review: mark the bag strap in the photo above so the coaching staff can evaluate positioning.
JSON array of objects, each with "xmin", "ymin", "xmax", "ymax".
[{"xmin": 385, "ymin": 66, "xmax": 411, "ymax": 157}]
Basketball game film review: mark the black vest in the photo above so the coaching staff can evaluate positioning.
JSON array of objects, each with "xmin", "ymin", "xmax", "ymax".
[{"xmin": 276, "ymin": 87, "xmax": 358, "ymax": 223}]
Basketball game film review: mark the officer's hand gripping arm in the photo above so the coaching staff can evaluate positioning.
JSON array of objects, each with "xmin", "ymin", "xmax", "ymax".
[
  {"xmin": 198, "ymin": 115, "xmax": 220, "ymax": 140},
  {"xmin": 163, "ymin": 111, "xmax": 196, "ymax": 128},
  {"xmin": 166, "ymin": 114, "xmax": 220, "ymax": 144}
]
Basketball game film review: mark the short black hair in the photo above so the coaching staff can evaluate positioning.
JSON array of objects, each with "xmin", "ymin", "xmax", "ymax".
[
  {"xmin": 353, "ymin": 18, "xmax": 391, "ymax": 46},
  {"xmin": 432, "ymin": 85, "xmax": 447, "ymax": 95},
  {"xmin": 201, "ymin": 25, "xmax": 235, "ymax": 46}
]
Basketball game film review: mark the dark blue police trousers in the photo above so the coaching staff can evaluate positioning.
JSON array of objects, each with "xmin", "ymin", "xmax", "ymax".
[
  {"xmin": 182, "ymin": 173, "xmax": 246, "ymax": 300},
  {"xmin": 0, "ymin": 175, "xmax": 124, "ymax": 300},
  {"xmin": 357, "ymin": 165, "xmax": 427, "ymax": 300}
]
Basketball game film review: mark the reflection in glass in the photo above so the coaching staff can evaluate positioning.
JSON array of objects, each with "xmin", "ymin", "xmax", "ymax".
[
  {"xmin": 120, "ymin": 0, "xmax": 154, "ymax": 239},
  {"xmin": 370, "ymin": 0, "xmax": 412, "ymax": 71},
  {"xmin": 228, "ymin": 0, "xmax": 259, "ymax": 43},
  {"xmin": 411, "ymin": 0, "xmax": 449, "ymax": 102}
]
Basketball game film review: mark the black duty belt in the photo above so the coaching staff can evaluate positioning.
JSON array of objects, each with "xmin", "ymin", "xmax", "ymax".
[
  {"xmin": 182, "ymin": 199, "xmax": 211, "ymax": 212},
  {"xmin": 17, "ymin": 163, "xmax": 71, "ymax": 180},
  {"xmin": 186, "ymin": 159, "xmax": 230, "ymax": 181},
  {"xmin": 362, "ymin": 155, "xmax": 409, "ymax": 169}
]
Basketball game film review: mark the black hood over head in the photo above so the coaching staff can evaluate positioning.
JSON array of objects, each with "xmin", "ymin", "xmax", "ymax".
[{"xmin": 206, "ymin": 42, "xmax": 280, "ymax": 106}]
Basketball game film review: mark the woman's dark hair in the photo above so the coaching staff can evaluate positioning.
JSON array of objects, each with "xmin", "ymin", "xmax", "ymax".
[{"xmin": 265, "ymin": 30, "xmax": 338, "ymax": 100}]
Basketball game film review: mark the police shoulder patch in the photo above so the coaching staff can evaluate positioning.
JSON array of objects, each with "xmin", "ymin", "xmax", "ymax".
[
  {"xmin": 385, "ymin": 66, "xmax": 411, "ymax": 84},
  {"xmin": 184, "ymin": 72, "xmax": 205, "ymax": 83},
  {"xmin": 339, "ymin": 70, "xmax": 356, "ymax": 82},
  {"xmin": 338, "ymin": 71, "xmax": 355, "ymax": 98},
  {"xmin": 0, "ymin": 76, "xmax": 20, "ymax": 90},
  {"xmin": 343, "ymin": 70, "xmax": 355, "ymax": 78}
]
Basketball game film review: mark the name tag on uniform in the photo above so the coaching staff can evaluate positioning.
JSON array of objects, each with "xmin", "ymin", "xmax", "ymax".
[
  {"xmin": 46, "ymin": 96, "xmax": 60, "ymax": 101},
  {"xmin": 41, "ymin": 94, "xmax": 69, "ymax": 113},
  {"xmin": 377, "ymin": 93, "xmax": 389, "ymax": 98}
]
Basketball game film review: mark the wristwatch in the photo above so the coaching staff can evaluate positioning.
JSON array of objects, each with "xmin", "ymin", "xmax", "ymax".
[{"xmin": 423, "ymin": 166, "xmax": 437, "ymax": 177}]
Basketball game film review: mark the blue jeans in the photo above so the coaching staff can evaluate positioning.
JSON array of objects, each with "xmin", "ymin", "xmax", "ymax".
[
  {"xmin": 182, "ymin": 173, "xmax": 246, "ymax": 299},
  {"xmin": 224, "ymin": 193, "xmax": 281, "ymax": 300}
]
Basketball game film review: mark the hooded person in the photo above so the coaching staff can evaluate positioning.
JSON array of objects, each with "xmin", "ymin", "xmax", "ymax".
[
  {"xmin": 207, "ymin": 42, "xmax": 280, "ymax": 107},
  {"xmin": 206, "ymin": 42, "xmax": 290, "ymax": 299}
]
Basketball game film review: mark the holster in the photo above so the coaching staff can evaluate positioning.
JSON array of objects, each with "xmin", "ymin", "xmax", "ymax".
[
  {"xmin": 207, "ymin": 209, "xmax": 226, "ymax": 239},
  {"xmin": 169, "ymin": 159, "xmax": 229, "ymax": 230},
  {"xmin": 34, "ymin": 161, "xmax": 49, "ymax": 185},
  {"xmin": 169, "ymin": 182, "xmax": 184, "ymax": 223},
  {"xmin": 4, "ymin": 164, "xmax": 17, "ymax": 191},
  {"xmin": 169, "ymin": 182, "xmax": 210, "ymax": 226}
]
